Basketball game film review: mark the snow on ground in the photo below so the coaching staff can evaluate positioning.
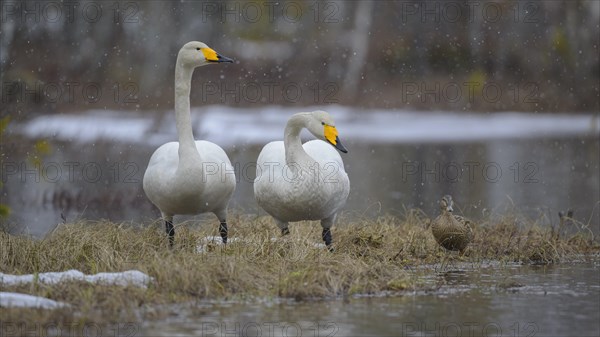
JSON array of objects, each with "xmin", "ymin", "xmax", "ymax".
[
  {"xmin": 0, "ymin": 292, "xmax": 68, "ymax": 309},
  {"xmin": 0, "ymin": 270, "xmax": 153, "ymax": 288},
  {"xmin": 195, "ymin": 235, "xmax": 327, "ymax": 253},
  {"xmin": 196, "ymin": 235, "xmax": 241, "ymax": 253},
  {"xmin": 18, "ymin": 105, "xmax": 600, "ymax": 146}
]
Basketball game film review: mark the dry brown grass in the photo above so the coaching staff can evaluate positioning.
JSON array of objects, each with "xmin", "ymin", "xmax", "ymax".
[{"xmin": 1, "ymin": 209, "xmax": 598, "ymax": 325}]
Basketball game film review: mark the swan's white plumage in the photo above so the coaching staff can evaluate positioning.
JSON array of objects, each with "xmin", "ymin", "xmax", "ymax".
[
  {"xmin": 255, "ymin": 140, "xmax": 348, "ymax": 222},
  {"xmin": 143, "ymin": 41, "xmax": 235, "ymax": 245},
  {"xmin": 143, "ymin": 140, "xmax": 235, "ymax": 217},
  {"xmin": 253, "ymin": 111, "xmax": 349, "ymax": 246}
]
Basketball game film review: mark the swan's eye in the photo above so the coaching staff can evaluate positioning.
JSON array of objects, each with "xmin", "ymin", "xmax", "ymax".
[
  {"xmin": 196, "ymin": 48, "xmax": 201, "ymax": 51},
  {"xmin": 321, "ymin": 122, "xmax": 325, "ymax": 126}
]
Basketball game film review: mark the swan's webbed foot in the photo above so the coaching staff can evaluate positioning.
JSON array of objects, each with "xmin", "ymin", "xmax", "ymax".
[
  {"xmin": 219, "ymin": 221, "xmax": 228, "ymax": 244},
  {"xmin": 322, "ymin": 228, "xmax": 333, "ymax": 251},
  {"xmin": 165, "ymin": 219, "xmax": 175, "ymax": 248}
]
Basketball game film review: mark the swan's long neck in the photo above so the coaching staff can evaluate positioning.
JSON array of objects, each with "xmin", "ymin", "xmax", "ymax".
[
  {"xmin": 284, "ymin": 113, "xmax": 314, "ymax": 166},
  {"xmin": 174, "ymin": 58, "xmax": 200, "ymax": 162}
]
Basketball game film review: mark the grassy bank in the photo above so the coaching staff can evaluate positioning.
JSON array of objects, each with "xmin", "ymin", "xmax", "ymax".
[{"xmin": 1, "ymin": 210, "xmax": 598, "ymax": 325}]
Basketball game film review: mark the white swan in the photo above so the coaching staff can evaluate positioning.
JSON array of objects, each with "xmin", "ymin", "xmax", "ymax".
[
  {"xmin": 143, "ymin": 41, "xmax": 236, "ymax": 246},
  {"xmin": 253, "ymin": 111, "xmax": 350, "ymax": 248}
]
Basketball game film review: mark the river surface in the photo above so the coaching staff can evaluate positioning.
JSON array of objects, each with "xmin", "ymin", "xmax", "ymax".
[
  {"xmin": 2, "ymin": 106, "xmax": 599, "ymax": 236},
  {"xmin": 141, "ymin": 260, "xmax": 600, "ymax": 337}
]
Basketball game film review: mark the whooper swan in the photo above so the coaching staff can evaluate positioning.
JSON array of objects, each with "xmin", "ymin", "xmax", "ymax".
[
  {"xmin": 253, "ymin": 111, "xmax": 350, "ymax": 248},
  {"xmin": 143, "ymin": 41, "xmax": 235, "ymax": 247},
  {"xmin": 431, "ymin": 195, "xmax": 473, "ymax": 254}
]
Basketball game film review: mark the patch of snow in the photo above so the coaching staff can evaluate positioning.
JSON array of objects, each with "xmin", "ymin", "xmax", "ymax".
[
  {"xmin": 0, "ymin": 270, "xmax": 153, "ymax": 288},
  {"xmin": 195, "ymin": 236, "xmax": 240, "ymax": 253},
  {"xmin": 18, "ymin": 106, "xmax": 600, "ymax": 146},
  {"xmin": 195, "ymin": 235, "xmax": 327, "ymax": 253},
  {"xmin": 85, "ymin": 270, "xmax": 154, "ymax": 288},
  {"xmin": 0, "ymin": 292, "xmax": 68, "ymax": 309}
]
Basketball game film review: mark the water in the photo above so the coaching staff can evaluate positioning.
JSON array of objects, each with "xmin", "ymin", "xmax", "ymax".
[
  {"xmin": 2, "ymin": 107, "xmax": 599, "ymax": 236},
  {"xmin": 2, "ymin": 109, "xmax": 599, "ymax": 336},
  {"xmin": 141, "ymin": 261, "xmax": 600, "ymax": 337}
]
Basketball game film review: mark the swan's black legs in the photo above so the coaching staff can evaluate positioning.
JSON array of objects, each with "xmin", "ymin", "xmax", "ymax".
[
  {"xmin": 165, "ymin": 219, "xmax": 175, "ymax": 247},
  {"xmin": 275, "ymin": 219, "xmax": 290, "ymax": 236},
  {"xmin": 219, "ymin": 221, "xmax": 228, "ymax": 244},
  {"xmin": 321, "ymin": 215, "xmax": 335, "ymax": 252},
  {"xmin": 322, "ymin": 228, "xmax": 332, "ymax": 248}
]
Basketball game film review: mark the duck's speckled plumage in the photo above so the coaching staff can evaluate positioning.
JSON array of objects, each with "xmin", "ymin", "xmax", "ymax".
[{"xmin": 431, "ymin": 195, "xmax": 473, "ymax": 253}]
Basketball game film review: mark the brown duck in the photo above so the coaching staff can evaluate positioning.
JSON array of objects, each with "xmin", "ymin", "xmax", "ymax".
[{"xmin": 431, "ymin": 195, "xmax": 473, "ymax": 254}]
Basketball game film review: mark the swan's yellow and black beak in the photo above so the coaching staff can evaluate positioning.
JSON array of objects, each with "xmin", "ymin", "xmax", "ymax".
[
  {"xmin": 202, "ymin": 48, "xmax": 234, "ymax": 63},
  {"xmin": 324, "ymin": 124, "xmax": 348, "ymax": 153}
]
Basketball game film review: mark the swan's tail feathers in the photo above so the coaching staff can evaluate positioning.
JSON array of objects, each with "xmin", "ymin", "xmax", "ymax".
[
  {"xmin": 219, "ymin": 222, "xmax": 228, "ymax": 244},
  {"xmin": 165, "ymin": 219, "xmax": 175, "ymax": 248}
]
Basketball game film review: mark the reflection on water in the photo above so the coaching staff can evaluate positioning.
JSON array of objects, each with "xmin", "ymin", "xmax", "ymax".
[
  {"xmin": 3, "ymin": 135, "xmax": 598, "ymax": 237},
  {"xmin": 2, "ymin": 108, "xmax": 599, "ymax": 236},
  {"xmin": 142, "ymin": 261, "xmax": 600, "ymax": 337}
]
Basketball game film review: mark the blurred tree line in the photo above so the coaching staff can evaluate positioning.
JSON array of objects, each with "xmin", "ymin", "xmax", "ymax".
[{"xmin": 1, "ymin": 0, "xmax": 598, "ymax": 119}]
